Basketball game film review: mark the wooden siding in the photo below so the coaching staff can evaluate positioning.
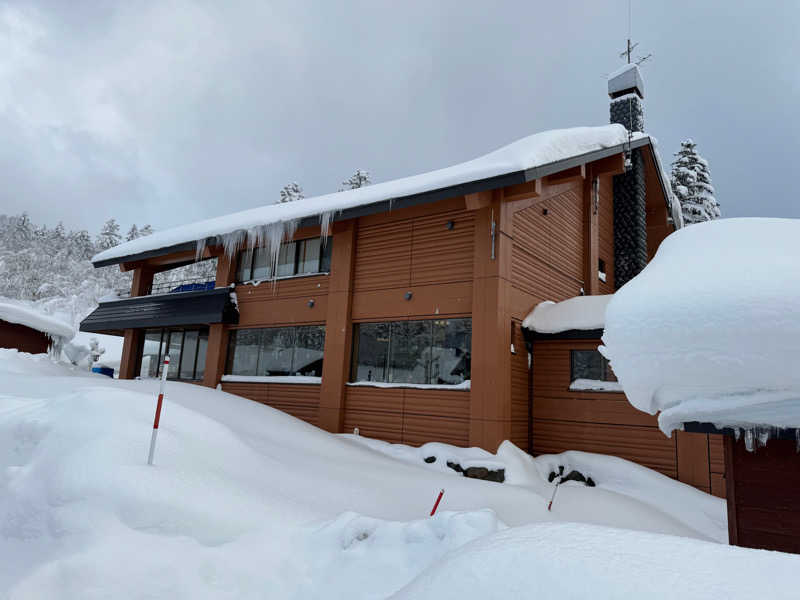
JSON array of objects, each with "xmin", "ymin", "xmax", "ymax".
[
  {"xmin": 0, "ymin": 320, "xmax": 50, "ymax": 354},
  {"xmin": 726, "ymin": 437, "xmax": 800, "ymax": 553},
  {"xmin": 597, "ymin": 175, "xmax": 615, "ymax": 294},
  {"xmin": 220, "ymin": 382, "xmax": 320, "ymax": 427},
  {"xmin": 510, "ymin": 320, "xmax": 530, "ymax": 452},
  {"xmin": 235, "ymin": 275, "xmax": 329, "ymax": 327},
  {"xmin": 343, "ymin": 385, "xmax": 470, "ymax": 447},
  {"xmin": 532, "ymin": 339, "xmax": 678, "ymax": 478}
]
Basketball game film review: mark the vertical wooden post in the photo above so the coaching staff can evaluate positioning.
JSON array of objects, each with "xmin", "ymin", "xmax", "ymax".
[
  {"xmin": 583, "ymin": 167, "xmax": 600, "ymax": 295},
  {"xmin": 203, "ymin": 251, "xmax": 236, "ymax": 387},
  {"xmin": 318, "ymin": 220, "xmax": 357, "ymax": 433},
  {"xmin": 724, "ymin": 435, "xmax": 738, "ymax": 546},
  {"xmin": 469, "ymin": 191, "xmax": 512, "ymax": 451},
  {"xmin": 119, "ymin": 266, "xmax": 154, "ymax": 379},
  {"xmin": 676, "ymin": 431, "xmax": 712, "ymax": 492}
]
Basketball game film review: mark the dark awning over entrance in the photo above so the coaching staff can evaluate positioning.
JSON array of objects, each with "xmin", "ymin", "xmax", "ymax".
[{"xmin": 80, "ymin": 288, "xmax": 239, "ymax": 335}]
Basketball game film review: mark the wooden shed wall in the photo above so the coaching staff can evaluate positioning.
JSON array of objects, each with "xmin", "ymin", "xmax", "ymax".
[
  {"xmin": 0, "ymin": 320, "xmax": 50, "ymax": 354},
  {"xmin": 726, "ymin": 437, "xmax": 800, "ymax": 553}
]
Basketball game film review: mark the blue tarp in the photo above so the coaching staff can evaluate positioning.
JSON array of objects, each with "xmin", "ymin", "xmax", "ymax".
[{"xmin": 169, "ymin": 281, "xmax": 216, "ymax": 294}]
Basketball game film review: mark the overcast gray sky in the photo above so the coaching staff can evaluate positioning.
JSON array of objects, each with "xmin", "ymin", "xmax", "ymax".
[{"xmin": 1, "ymin": 1, "xmax": 798, "ymax": 235}]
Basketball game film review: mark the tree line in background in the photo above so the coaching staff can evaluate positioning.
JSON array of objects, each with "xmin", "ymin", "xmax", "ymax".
[{"xmin": 670, "ymin": 139, "xmax": 720, "ymax": 225}]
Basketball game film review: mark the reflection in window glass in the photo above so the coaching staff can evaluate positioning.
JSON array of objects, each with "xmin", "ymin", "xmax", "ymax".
[
  {"xmin": 259, "ymin": 328, "xmax": 296, "ymax": 375},
  {"xmin": 351, "ymin": 319, "xmax": 471, "ymax": 385},
  {"xmin": 251, "ymin": 247, "xmax": 272, "ymax": 280},
  {"xmin": 195, "ymin": 331, "xmax": 208, "ymax": 380},
  {"xmin": 236, "ymin": 248, "xmax": 254, "ymax": 282},
  {"xmin": 166, "ymin": 331, "xmax": 183, "ymax": 378},
  {"xmin": 141, "ymin": 329, "xmax": 162, "ymax": 378},
  {"xmin": 180, "ymin": 330, "xmax": 198, "ymax": 380},
  {"xmin": 297, "ymin": 238, "xmax": 321, "ymax": 274},
  {"xmin": 353, "ymin": 322, "xmax": 390, "ymax": 382},
  {"xmin": 294, "ymin": 325, "xmax": 325, "ymax": 376},
  {"xmin": 227, "ymin": 329, "xmax": 261, "ymax": 376},
  {"xmin": 570, "ymin": 350, "xmax": 615, "ymax": 382},
  {"xmin": 275, "ymin": 242, "xmax": 296, "ymax": 277}
]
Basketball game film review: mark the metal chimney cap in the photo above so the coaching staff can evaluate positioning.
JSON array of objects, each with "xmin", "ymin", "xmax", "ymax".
[{"xmin": 608, "ymin": 63, "xmax": 644, "ymax": 99}]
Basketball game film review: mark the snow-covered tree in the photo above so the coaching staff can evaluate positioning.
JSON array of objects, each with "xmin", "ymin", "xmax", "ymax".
[
  {"xmin": 139, "ymin": 224, "xmax": 153, "ymax": 236},
  {"xmin": 670, "ymin": 140, "xmax": 721, "ymax": 225},
  {"xmin": 95, "ymin": 218, "xmax": 122, "ymax": 250},
  {"xmin": 340, "ymin": 169, "xmax": 371, "ymax": 191},
  {"xmin": 125, "ymin": 224, "xmax": 140, "ymax": 241},
  {"xmin": 279, "ymin": 182, "xmax": 304, "ymax": 203}
]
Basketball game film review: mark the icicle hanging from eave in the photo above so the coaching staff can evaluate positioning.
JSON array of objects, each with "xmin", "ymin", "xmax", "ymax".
[{"xmin": 319, "ymin": 210, "xmax": 336, "ymax": 246}]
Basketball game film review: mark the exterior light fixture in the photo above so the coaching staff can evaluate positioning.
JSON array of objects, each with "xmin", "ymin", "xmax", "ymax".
[
  {"xmin": 404, "ymin": 291, "xmax": 413, "ymax": 301},
  {"xmin": 446, "ymin": 220, "xmax": 455, "ymax": 230},
  {"xmin": 308, "ymin": 299, "xmax": 315, "ymax": 308}
]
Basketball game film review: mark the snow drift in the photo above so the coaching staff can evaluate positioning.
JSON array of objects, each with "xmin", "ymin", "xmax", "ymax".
[
  {"xmin": 522, "ymin": 295, "xmax": 612, "ymax": 334},
  {"xmin": 601, "ymin": 218, "xmax": 800, "ymax": 435},
  {"xmin": 0, "ymin": 301, "xmax": 74, "ymax": 340}
]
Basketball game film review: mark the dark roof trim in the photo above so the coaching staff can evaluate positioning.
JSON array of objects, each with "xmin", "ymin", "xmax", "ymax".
[
  {"xmin": 525, "ymin": 328, "xmax": 605, "ymax": 342},
  {"xmin": 94, "ymin": 138, "xmax": 654, "ymax": 268},
  {"xmin": 80, "ymin": 287, "xmax": 238, "ymax": 333},
  {"xmin": 684, "ymin": 421, "xmax": 800, "ymax": 441}
]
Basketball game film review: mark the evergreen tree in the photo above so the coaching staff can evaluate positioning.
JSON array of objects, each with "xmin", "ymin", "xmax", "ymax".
[
  {"xmin": 279, "ymin": 182, "xmax": 304, "ymax": 203},
  {"xmin": 670, "ymin": 139, "xmax": 721, "ymax": 225},
  {"xmin": 96, "ymin": 218, "xmax": 122, "ymax": 250},
  {"xmin": 125, "ymin": 224, "xmax": 140, "ymax": 241},
  {"xmin": 340, "ymin": 169, "xmax": 371, "ymax": 191},
  {"xmin": 139, "ymin": 224, "xmax": 153, "ymax": 236}
]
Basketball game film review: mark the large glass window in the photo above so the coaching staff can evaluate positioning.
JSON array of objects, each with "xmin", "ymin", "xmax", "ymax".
[
  {"xmin": 235, "ymin": 237, "xmax": 332, "ymax": 282},
  {"xmin": 138, "ymin": 327, "xmax": 208, "ymax": 381},
  {"xmin": 351, "ymin": 319, "xmax": 471, "ymax": 385},
  {"xmin": 570, "ymin": 350, "xmax": 615, "ymax": 382},
  {"xmin": 226, "ymin": 325, "xmax": 326, "ymax": 377}
]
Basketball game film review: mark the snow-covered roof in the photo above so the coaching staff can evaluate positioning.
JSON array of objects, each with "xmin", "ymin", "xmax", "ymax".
[
  {"xmin": 0, "ymin": 302, "xmax": 75, "ymax": 339},
  {"xmin": 601, "ymin": 218, "xmax": 800, "ymax": 435},
  {"xmin": 93, "ymin": 125, "xmax": 668, "ymax": 266},
  {"xmin": 522, "ymin": 295, "xmax": 612, "ymax": 335}
]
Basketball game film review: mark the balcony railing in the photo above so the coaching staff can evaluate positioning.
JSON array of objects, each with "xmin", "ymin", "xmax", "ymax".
[{"xmin": 114, "ymin": 277, "xmax": 217, "ymax": 299}]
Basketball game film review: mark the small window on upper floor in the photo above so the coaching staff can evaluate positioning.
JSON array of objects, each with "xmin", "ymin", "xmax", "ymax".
[
  {"xmin": 570, "ymin": 350, "xmax": 616, "ymax": 383},
  {"xmin": 235, "ymin": 237, "xmax": 332, "ymax": 282},
  {"xmin": 598, "ymin": 258, "xmax": 607, "ymax": 283}
]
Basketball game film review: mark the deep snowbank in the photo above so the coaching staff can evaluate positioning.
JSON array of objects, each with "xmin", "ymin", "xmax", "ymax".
[
  {"xmin": 392, "ymin": 522, "xmax": 800, "ymax": 599},
  {"xmin": 601, "ymin": 218, "xmax": 800, "ymax": 434},
  {"xmin": 0, "ymin": 300, "xmax": 74, "ymax": 339}
]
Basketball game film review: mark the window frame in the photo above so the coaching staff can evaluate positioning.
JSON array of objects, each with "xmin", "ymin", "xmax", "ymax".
[
  {"xmin": 225, "ymin": 325, "xmax": 326, "ymax": 378},
  {"xmin": 235, "ymin": 237, "xmax": 332, "ymax": 283},
  {"xmin": 139, "ymin": 327, "xmax": 209, "ymax": 381},
  {"xmin": 569, "ymin": 349, "xmax": 616, "ymax": 385}
]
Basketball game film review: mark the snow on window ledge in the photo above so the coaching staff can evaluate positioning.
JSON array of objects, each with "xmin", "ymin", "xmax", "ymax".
[
  {"xmin": 569, "ymin": 379, "xmax": 624, "ymax": 393},
  {"xmin": 347, "ymin": 380, "xmax": 471, "ymax": 391},
  {"xmin": 221, "ymin": 375, "xmax": 322, "ymax": 385},
  {"xmin": 236, "ymin": 272, "xmax": 330, "ymax": 287}
]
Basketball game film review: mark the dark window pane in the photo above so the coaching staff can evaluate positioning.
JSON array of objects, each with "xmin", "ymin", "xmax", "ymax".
[
  {"xmin": 180, "ymin": 330, "xmax": 199, "ymax": 379},
  {"xmin": 320, "ymin": 239, "xmax": 333, "ymax": 272},
  {"xmin": 294, "ymin": 325, "xmax": 325, "ymax": 376},
  {"xmin": 353, "ymin": 323, "xmax": 391, "ymax": 382},
  {"xmin": 258, "ymin": 328, "xmax": 295, "ymax": 375},
  {"xmin": 166, "ymin": 331, "xmax": 183, "ymax": 379},
  {"xmin": 141, "ymin": 329, "xmax": 162, "ymax": 378},
  {"xmin": 227, "ymin": 329, "xmax": 261, "ymax": 376},
  {"xmin": 571, "ymin": 350, "xmax": 613, "ymax": 382},
  {"xmin": 251, "ymin": 247, "xmax": 272, "ymax": 280},
  {"xmin": 195, "ymin": 331, "xmax": 208, "ymax": 380},
  {"xmin": 275, "ymin": 242, "xmax": 296, "ymax": 277},
  {"xmin": 389, "ymin": 320, "xmax": 431, "ymax": 384},
  {"xmin": 431, "ymin": 319, "xmax": 472, "ymax": 384},
  {"xmin": 297, "ymin": 238, "xmax": 322, "ymax": 275},
  {"xmin": 236, "ymin": 248, "xmax": 254, "ymax": 281}
]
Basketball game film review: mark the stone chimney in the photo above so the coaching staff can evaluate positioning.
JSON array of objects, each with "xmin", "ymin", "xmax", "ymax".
[{"xmin": 609, "ymin": 64, "xmax": 647, "ymax": 289}]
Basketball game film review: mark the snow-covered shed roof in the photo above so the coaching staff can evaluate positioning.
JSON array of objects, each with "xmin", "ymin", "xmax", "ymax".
[
  {"xmin": 93, "ymin": 125, "xmax": 678, "ymax": 267},
  {"xmin": 601, "ymin": 218, "xmax": 800, "ymax": 436},
  {"xmin": 522, "ymin": 295, "xmax": 612, "ymax": 335},
  {"xmin": 0, "ymin": 302, "xmax": 75, "ymax": 339}
]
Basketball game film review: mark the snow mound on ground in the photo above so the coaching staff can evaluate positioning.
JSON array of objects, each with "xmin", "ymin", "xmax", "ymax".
[
  {"xmin": 522, "ymin": 294, "xmax": 612, "ymax": 334},
  {"xmin": 0, "ymin": 300, "xmax": 74, "ymax": 339},
  {"xmin": 601, "ymin": 218, "xmax": 800, "ymax": 434},
  {"xmin": 94, "ymin": 125, "xmax": 632, "ymax": 263},
  {"xmin": 392, "ymin": 522, "xmax": 800, "ymax": 600},
  {"xmin": 346, "ymin": 435, "xmax": 727, "ymax": 543}
]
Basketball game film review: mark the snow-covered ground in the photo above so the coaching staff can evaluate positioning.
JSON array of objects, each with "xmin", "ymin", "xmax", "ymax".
[{"xmin": 1, "ymin": 349, "xmax": 796, "ymax": 598}]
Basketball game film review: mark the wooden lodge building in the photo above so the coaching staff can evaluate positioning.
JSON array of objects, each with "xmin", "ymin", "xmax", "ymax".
[{"xmin": 81, "ymin": 65, "xmax": 723, "ymax": 496}]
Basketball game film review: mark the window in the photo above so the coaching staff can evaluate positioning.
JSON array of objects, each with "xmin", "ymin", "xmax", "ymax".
[
  {"xmin": 138, "ymin": 328, "xmax": 208, "ymax": 380},
  {"xmin": 570, "ymin": 350, "xmax": 615, "ymax": 382},
  {"xmin": 351, "ymin": 319, "xmax": 471, "ymax": 385},
  {"xmin": 226, "ymin": 325, "xmax": 326, "ymax": 377},
  {"xmin": 235, "ymin": 237, "xmax": 332, "ymax": 282}
]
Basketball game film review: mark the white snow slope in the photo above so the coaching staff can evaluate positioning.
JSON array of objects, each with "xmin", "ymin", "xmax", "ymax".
[
  {"xmin": 601, "ymin": 218, "xmax": 800, "ymax": 434},
  {"xmin": 1, "ymin": 349, "xmax": 790, "ymax": 599},
  {"xmin": 0, "ymin": 301, "xmax": 74, "ymax": 339},
  {"xmin": 93, "ymin": 125, "xmax": 634, "ymax": 264}
]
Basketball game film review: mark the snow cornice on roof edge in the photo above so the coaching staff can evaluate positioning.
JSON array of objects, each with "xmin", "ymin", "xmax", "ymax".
[{"xmin": 92, "ymin": 126, "xmax": 672, "ymax": 268}]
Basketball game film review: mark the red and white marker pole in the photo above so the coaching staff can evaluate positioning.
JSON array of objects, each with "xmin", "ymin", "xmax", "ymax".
[
  {"xmin": 147, "ymin": 355, "xmax": 170, "ymax": 465},
  {"xmin": 430, "ymin": 488, "xmax": 444, "ymax": 516}
]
